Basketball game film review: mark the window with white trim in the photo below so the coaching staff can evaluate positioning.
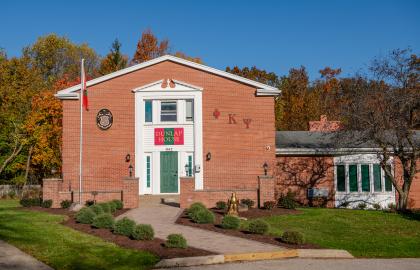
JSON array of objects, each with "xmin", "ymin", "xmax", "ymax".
[
  {"xmin": 145, "ymin": 154, "xmax": 152, "ymax": 188},
  {"xmin": 186, "ymin": 99, "xmax": 194, "ymax": 122},
  {"xmin": 335, "ymin": 163, "xmax": 393, "ymax": 193},
  {"xmin": 160, "ymin": 101, "xmax": 177, "ymax": 122},
  {"xmin": 186, "ymin": 153, "xmax": 193, "ymax": 176}
]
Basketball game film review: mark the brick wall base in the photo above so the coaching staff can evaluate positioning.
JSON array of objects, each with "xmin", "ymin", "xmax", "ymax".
[
  {"xmin": 180, "ymin": 176, "xmax": 275, "ymax": 209},
  {"xmin": 42, "ymin": 177, "xmax": 139, "ymax": 209}
]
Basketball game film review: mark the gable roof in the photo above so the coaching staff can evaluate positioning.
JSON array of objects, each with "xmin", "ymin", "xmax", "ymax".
[{"xmin": 55, "ymin": 55, "xmax": 280, "ymax": 99}]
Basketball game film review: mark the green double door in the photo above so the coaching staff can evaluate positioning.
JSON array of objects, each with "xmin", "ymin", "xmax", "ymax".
[{"xmin": 160, "ymin": 151, "xmax": 178, "ymax": 193}]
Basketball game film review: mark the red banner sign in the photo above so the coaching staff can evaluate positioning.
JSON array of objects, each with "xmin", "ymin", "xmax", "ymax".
[{"xmin": 154, "ymin": 128, "xmax": 184, "ymax": 145}]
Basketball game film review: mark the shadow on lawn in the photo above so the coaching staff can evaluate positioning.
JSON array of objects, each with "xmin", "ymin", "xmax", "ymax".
[{"xmin": 398, "ymin": 210, "xmax": 420, "ymax": 221}]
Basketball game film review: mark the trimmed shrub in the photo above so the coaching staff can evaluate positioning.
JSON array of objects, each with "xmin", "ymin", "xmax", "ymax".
[
  {"xmin": 165, "ymin": 234, "xmax": 187, "ymax": 248},
  {"xmin": 20, "ymin": 197, "xmax": 41, "ymax": 207},
  {"xmin": 373, "ymin": 203, "xmax": 381, "ymax": 210},
  {"xmin": 92, "ymin": 213, "xmax": 115, "ymax": 229},
  {"xmin": 108, "ymin": 202, "xmax": 117, "ymax": 214},
  {"xmin": 278, "ymin": 190, "xmax": 297, "ymax": 209},
  {"xmin": 97, "ymin": 202, "xmax": 111, "ymax": 213},
  {"xmin": 263, "ymin": 201, "xmax": 276, "ymax": 210},
  {"xmin": 112, "ymin": 199, "xmax": 124, "ymax": 210},
  {"xmin": 113, "ymin": 217, "xmax": 136, "ymax": 237},
  {"xmin": 8, "ymin": 190, "xmax": 16, "ymax": 199},
  {"xmin": 89, "ymin": 204, "xmax": 104, "ymax": 215},
  {"xmin": 191, "ymin": 209, "xmax": 215, "ymax": 224},
  {"xmin": 240, "ymin": 198, "xmax": 255, "ymax": 208},
  {"xmin": 42, "ymin": 200, "xmax": 53, "ymax": 208},
  {"xmin": 132, "ymin": 224, "xmax": 154, "ymax": 240},
  {"xmin": 85, "ymin": 200, "xmax": 95, "ymax": 206},
  {"xmin": 248, "ymin": 219, "xmax": 270, "ymax": 235},
  {"xmin": 188, "ymin": 202, "xmax": 206, "ymax": 214},
  {"xmin": 281, "ymin": 230, "xmax": 305, "ymax": 245},
  {"xmin": 357, "ymin": 202, "xmax": 367, "ymax": 210},
  {"xmin": 215, "ymin": 201, "xmax": 227, "ymax": 210},
  {"xmin": 221, "ymin": 215, "xmax": 240, "ymax": 229},
  {"xmin": 60, "ymin": 200, "xmax": 72, "ymax": 209},
  {"xmin": 76, "ymin": 208, "xmax": 96, "ymax": 224}
]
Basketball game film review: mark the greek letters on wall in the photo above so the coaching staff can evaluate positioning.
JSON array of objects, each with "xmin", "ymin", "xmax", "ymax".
[{"xmin": 213, "ymin": 109, "xmax": 252, "ymax": 129}]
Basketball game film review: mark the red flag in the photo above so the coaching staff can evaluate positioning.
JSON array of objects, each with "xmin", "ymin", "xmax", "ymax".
[{"xmin": 81, "ymin": 60, "xmax": 88, "ymax": 110}]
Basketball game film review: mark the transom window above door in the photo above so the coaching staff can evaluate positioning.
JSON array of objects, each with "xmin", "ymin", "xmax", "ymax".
[{"xmin": 161, "ymin": 101, "xmax": 177, "ymax": 122}]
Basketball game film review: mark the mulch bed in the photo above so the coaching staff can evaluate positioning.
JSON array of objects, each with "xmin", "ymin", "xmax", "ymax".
[
  {"xmin": 176, "ymin": 207, "xmax": 320, "ymax": 249},
  {"xmin": 26, "ymin": 206, "xmax": 214, "ymax": 259}
]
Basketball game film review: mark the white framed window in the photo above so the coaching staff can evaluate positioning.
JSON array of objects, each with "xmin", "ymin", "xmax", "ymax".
[
  {"xmin": 160, "ymin": 101, "xmax": 177, "ymax": 122},
  {"xmin": 145, "ymin": 100, "xmax": 153, "ymax": 123},
  {"xmin": 335, "ymin": 163, "xmax": 393, "ymax": 193},
  {"xmin": 185, "ymin": 153, "xmax": 194, "ymax": 176},
  {"xmin": 186, "ymin": 99, "xmax": 194, "ymax": 122},
  {"xmin": 145, "ymin": 153, "xmax": 152, "ymax": 188}
]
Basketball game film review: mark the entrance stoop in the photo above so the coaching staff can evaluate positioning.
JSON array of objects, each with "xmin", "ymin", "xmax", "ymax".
[{"xmin": 139, "ymin": 195, "xmax": 180, "ymax": 207}]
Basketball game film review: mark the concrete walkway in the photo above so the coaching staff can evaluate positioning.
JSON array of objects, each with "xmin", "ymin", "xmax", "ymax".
[
  {"xmin": 120, "ymin": 203, "xmax": 286, "ymax": 254},
  {"xmin": 0, "ymin": 240, "xmax": 52, "ymax": 270}
]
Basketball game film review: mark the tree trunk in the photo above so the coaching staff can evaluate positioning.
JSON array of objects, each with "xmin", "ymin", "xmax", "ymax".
[
  {"xmin": 23, "ymin": 146, "xmax": 33, "ymax": 187},
  {"xmin": 397, "ymin": 192, "xmax": 408, "ymax": 211},
  {"xmin": 0, "ymin": 142, "xmax": 24, "ymax": 176}
]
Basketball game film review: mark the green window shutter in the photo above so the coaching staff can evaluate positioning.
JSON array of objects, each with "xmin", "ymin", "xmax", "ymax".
[
  {"xmin": 349, "ymin": 165, "xmax": 358, "ymax": 192},
  {"xmin": 385, "ymin": 165, "xmax": 393, "ymax": 191},
  {"xmin": 146, "ymin": 156, "xmax": 151, "ymax": 188},
  {"xmin": 361, "ymin": 164, "xmax": 370, "ymax": 192},
  {"xmin": 145, "ymin": 100, "xmax": 152, "ymax": 122},
  {"xmin": 336, "ymin": 165, "xmax": 346, "ymax": 192},
  {"xmin": 373, "ymin": 164, "xmax": 382, "ymax": 192}
]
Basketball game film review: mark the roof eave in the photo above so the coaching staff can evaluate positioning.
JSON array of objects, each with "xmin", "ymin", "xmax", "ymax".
[{"xmin": 55, "ymin": 55, "xmax": 280, "ymax": 99}]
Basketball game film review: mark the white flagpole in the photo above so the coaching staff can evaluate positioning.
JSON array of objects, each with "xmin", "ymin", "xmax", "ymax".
[{"xmin": 79, "ymin": 59, "xmax": 84, "ymax": 204}]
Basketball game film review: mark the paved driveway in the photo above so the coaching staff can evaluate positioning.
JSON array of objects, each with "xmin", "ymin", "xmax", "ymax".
[{"xmin": 170, "ymin": 258, "xmax": 420, "ymax": 270}]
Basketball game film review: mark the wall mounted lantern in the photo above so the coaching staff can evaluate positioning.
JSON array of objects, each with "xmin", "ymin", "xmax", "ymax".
[
  {"xmin": 263, "ymin": 162, "xmax": 268, "ymax": 176},
  {"xmin": 206, "ymin": 152, "xmax": 212, "ymax": 161},
  {"xmin": 125, "ymin": 154, "xmax": 131, "ymax": 163},
  {"xmin": 128, "ymin": 164, "xmax": 133, "ymax": 177}
]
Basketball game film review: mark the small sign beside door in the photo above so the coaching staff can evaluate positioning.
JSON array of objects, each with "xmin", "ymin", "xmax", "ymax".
[{"xmin": 154, "ymin": 128, "xmax": 184, "ymax": 145}]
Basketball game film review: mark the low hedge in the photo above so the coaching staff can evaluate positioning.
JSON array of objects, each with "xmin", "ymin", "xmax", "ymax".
[
  {"xmin": 191, "ymin": 209, "xmax": 215, "ymax": 224},
  {"xmin": 97, "ymin": 202, "xmax": 111, "ymax": 213},
  {"xmin": 132, "ymin": 224, "xmax": 154, "ymax": 240},
  {"xmin": 89, "ymin": 204, "xmax": 104, "ymax": 215},
  {"xmin": 221, "ymin": 215, "xmax": 240, "ymax": 229},
  {"xmin": 92, "ymin": 213, "xmax": 115, "ymax": 229},
  {"xmin": 248, "ymin": 219, "xmax": 270, "ymax": 235},
  {"xmin": 187, "ymin": 202, "xmax": 206, "ymax": 215},
  {"xmin": 76, "ymin": 208, "xmax": 96, "ymax": 224},
  {"xmin": 60, "ymin": 200, "xmax": 72, "ymax": 209},
  {"xmin": 165, "ymin": 234, "xmax": 187, "ymax": 249},
  {"xmin": 41, "ymin": 199, "xmax": 53, "ymax": 208},
  {"xmin": 20, "ymin": 197, "xmax": 41, "ymax": 207},
  {"xmin": 113, "ymin": 217, "xmax": 136, "ymax": 237},
  {"xmin": 112, "ymin": 199, "xmax": 124, "ymax": 210},
  {"xmin": 281, "ymin": 230, "xmax": 305, "ymax": 245}
]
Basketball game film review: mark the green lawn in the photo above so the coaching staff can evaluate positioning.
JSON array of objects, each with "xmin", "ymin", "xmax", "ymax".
[
  {"xmin": 0, "ymin": 200, "xmax": 158, "ymax": 270},
  {"xmin": 245, "ymin": 208, "xmax": 420, "ymax": 258}
]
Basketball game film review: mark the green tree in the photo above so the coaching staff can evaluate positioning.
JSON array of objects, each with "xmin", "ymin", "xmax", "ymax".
[
  {"xmin": 98, "ymin": 39, "xmax": 128, "ymax": 75},
  {"xmin": 23, "ymin": 34, "xmax": 99, "ymax": 84}
]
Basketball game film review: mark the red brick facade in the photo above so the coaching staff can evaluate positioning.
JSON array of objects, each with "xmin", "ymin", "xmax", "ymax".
[{"xmin": 44, "ymin": 59, "xmax": 276, "ymax": 208}]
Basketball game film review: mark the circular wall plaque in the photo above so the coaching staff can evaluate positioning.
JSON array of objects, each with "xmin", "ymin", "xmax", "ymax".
[{"xmin": 96, "ymin": 109, "xmax": 113, "ymax": 130}]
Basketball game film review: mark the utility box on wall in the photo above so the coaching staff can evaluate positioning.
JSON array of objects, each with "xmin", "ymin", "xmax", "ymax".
[{"xmin": 307, "ymin": 188, "xmax": 329, "ymax": 198}]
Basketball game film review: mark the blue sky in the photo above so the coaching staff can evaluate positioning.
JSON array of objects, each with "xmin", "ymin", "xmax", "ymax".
[{"xmin": 2, "ymin": 0, "xmax": 419, "ymax": 79}]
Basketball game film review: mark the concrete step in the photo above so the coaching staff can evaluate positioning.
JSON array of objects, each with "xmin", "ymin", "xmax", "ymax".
[{"xmin": 139, "ymin": 195, "xmax": 180, "ymax": 207}]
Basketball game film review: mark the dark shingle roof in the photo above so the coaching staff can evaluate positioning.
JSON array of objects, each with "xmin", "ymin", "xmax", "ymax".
[{"xmin": 276, "ymin": 131, "xmax": 420, "ymax": 150}]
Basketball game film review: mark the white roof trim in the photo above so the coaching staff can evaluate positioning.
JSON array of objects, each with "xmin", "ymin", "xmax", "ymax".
[
  {"xmin": 132, "ymin": 79, "xmax": 203, "ymax": 92},
  {"xmin": 55, "ymin": 55, "xmax": 280, "ymax": 99},
  {"xmin": 276, "ymin": 147, "xmax": 386, "ymax": 156}
]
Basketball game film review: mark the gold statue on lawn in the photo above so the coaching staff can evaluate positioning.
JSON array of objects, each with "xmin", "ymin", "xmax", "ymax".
[{"xmin": 227, "ymin": 192, "xmax": 239, "ymax": 216}]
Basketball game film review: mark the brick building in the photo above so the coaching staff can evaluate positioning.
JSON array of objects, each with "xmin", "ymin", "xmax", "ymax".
[{"xmin": 44, "ymin": 55, "xmax": 419, "ymax": 209}]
